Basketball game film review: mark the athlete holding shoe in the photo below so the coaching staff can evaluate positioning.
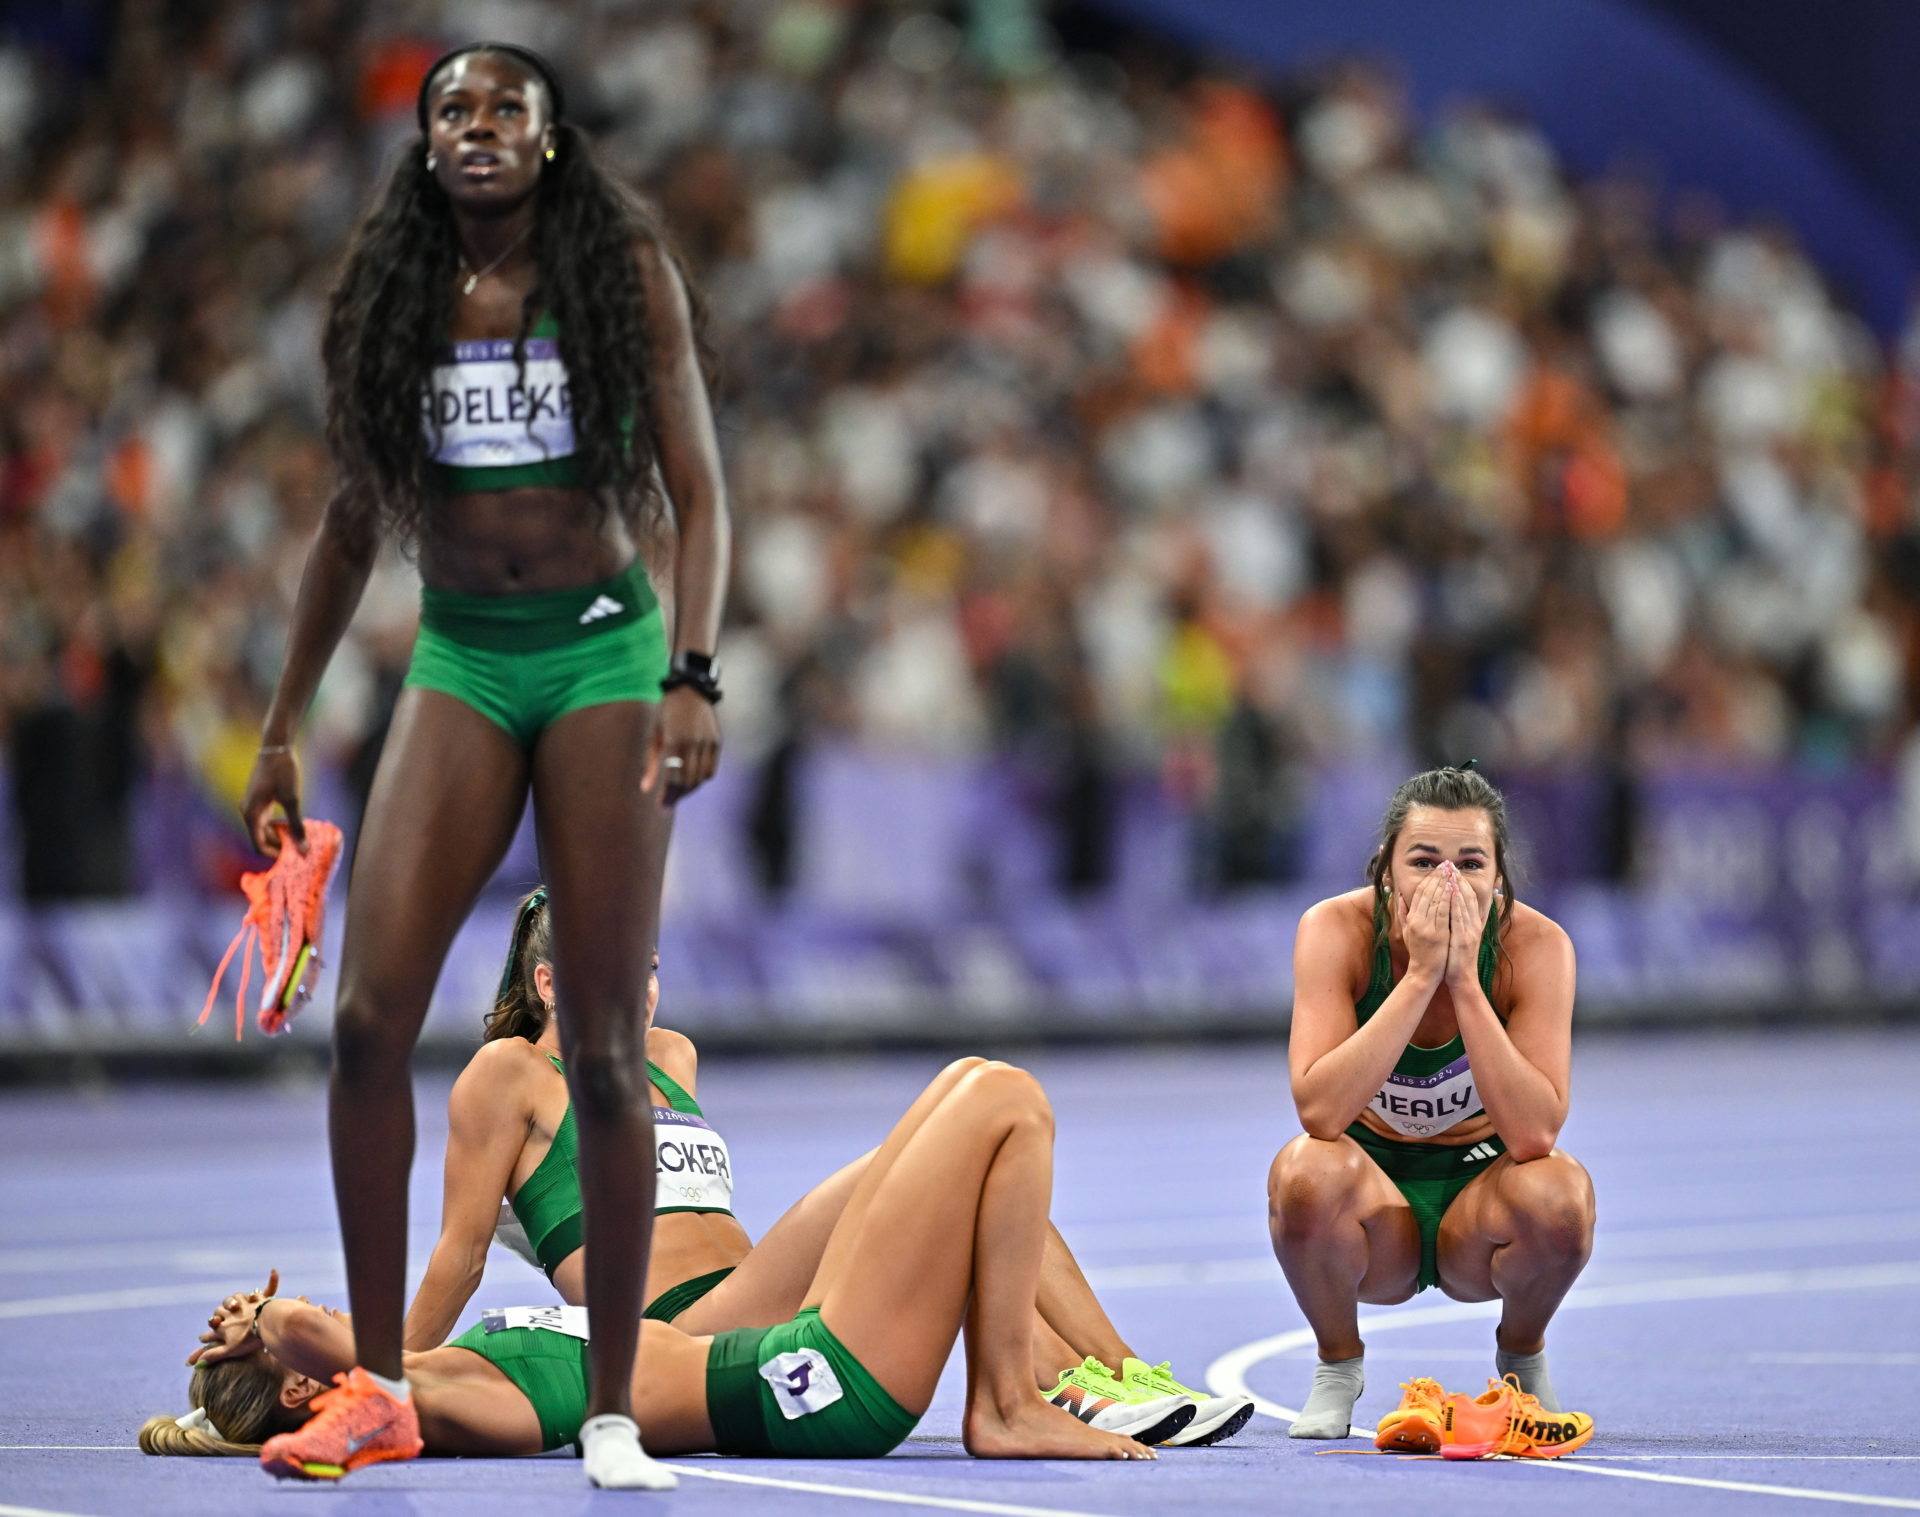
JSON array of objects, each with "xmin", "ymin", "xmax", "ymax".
[{"xmin": 238, "ymin": 42, "xmax": 728, "ymax": 1489}]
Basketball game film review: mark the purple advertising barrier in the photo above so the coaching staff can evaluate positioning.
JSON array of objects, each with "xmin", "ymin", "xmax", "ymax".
[
  {"xmin": 2, "ymin": 758, "xmax": 1916, "ymax": 1051},
  {"xmin": 1631, "ymin": 767, "xmax": 1912, "ymax": 1008}
]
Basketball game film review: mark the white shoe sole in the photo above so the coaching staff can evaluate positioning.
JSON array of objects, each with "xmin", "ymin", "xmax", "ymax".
[
  {"xmin": 1085, "ymin": 1392, "xmax": 1197, "ymax": 1445},
  {"xmin": 1162, "ymin": 1395, "xmax": 1255, "ymax": 1447}
]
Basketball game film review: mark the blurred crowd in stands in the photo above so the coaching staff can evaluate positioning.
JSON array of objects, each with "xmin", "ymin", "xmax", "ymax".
[{"xmin": 3, "ymin": 0, "xmax": 1919, "ymax": 902}]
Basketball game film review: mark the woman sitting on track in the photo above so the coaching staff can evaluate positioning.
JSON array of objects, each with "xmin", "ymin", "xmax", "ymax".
[
  {"xmin": 142, "ymin": 1060, "xmax": 1193, "ymax": 1477},
  {"xmin": 400, "ymin": 887, "xmax": 1253, "ymax": 1448},
  {"xmin": 1267, "ymin": 765, "xmax": 1594, "ymax": 1438}
]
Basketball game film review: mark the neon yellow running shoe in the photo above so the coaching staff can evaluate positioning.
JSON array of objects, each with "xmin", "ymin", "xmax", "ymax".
[
  {"xmin": 1119, "ymin": 1358, "xmax": 1255, "ymax": 1447},
  {"xmin": 1044, "ymin": 1358, "xmax": 1195, "ymax": 1446}
]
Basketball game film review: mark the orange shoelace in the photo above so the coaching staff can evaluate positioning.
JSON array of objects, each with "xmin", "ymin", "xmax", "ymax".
[{"xmin": 198, "ymin": 820, "xmax": 343, "ymax": 1040}]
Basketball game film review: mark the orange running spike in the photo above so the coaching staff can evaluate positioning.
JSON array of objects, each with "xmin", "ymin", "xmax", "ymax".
[
  {"xmin": 1374, "ymin": 1377, "xmax": 1448, "ymax": 1453},
  {"xmin": 199, "ymin": 820, "xmax": 343, "ymax": 1039},
  {"xmin": 1439, "ymin": 1375, "xmax": 1594, "ymax": 1460},
  {"xmin": 259, "ymin": 1366, "xmax": 422, "ymax": 1481}
]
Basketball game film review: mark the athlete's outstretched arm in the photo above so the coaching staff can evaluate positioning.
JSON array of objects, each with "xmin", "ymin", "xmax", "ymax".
[
  {"xmin": 240, "ymin": 488, "xmax": 380, "ymax": 855},
  {"xmin": 636, "ymin": 240, "xmax": 729, "ymax": 802},
  {"xmin": 405, "ymin": 1046, "xmax": 538, "ymax": 1349}
]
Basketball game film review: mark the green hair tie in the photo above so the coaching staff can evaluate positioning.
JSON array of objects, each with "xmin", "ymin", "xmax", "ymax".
[
  {"xmin": 497, "ymin": 888, "xmax": 548, "ymax": 999},
  {"xmin": 1451, "ymin": 758, "xmax": 1479, "ymax": 773}
]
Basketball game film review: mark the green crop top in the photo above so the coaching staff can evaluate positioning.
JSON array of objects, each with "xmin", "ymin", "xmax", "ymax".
[
  {"xmin": 507, "ymin": 1053, "xmax": 736, "ymax": 1278},
  {"xmin": 427, "ymin": 312, "xmax": 581, "ymax": 494}
]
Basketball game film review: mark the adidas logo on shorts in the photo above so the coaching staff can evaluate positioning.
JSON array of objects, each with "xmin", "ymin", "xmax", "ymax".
[
  {"xmin": 578, "ymin": 595, "xmax": 624, "ymax": 625},
  {"xmin": 1462, "ymin": 1142, "xmax": 1500, "ymax": 1163}
]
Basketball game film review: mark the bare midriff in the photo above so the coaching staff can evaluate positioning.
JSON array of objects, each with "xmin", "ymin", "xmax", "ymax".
[
  {"xmin": 533, "ymin": 1069, "xmax": 749, "ymax": 1309},
  {"xmin": 418, "ymin": 486, "xmax": 639, "ymax": 595},
  {"xmin": 640, "ymin": 1209, "xmax": 752, "ymax": 1305}
]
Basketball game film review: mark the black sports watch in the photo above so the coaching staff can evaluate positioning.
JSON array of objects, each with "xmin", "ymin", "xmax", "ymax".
[{"xmin": 661, "ymin": 650, "xmax": 723, "ymax": 704}]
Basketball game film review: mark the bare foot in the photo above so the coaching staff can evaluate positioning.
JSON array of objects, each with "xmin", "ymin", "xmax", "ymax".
[{"xmin": 964, "ymin": 1394, "xmax": 1156, "ymax": 1460}]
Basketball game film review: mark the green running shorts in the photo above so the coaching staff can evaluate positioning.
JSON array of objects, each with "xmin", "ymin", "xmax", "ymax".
[{"xmin": 403, "ymin": 561, "xmax": 668, "ymax": 748}]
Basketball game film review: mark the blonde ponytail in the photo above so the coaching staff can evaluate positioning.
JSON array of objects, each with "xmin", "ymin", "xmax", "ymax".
[
  {"xmin": 138, "ymin": 1356, "xmax": 300, "ymax": 1456},
  {"xmin": 137, "ymin": 1414, "xmax": 259, "ymax": 1457}
]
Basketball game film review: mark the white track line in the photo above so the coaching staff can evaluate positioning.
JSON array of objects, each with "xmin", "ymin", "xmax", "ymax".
[
  {"xmin": 668, "ymin": 1464, "xmax": 1124, "ymax": 1516},
  {"xmin": 1207, "ymin": 1259, "xmax": 1920, "ymax": 1434},
  {"xmin": 0, "ymin": 1278, "xmax": 343, "ymax": 1320},
  {"xmin": 0, "ymin": 1502, "xmax": 100, "ymax": 1517},
  {"xmin": 1535, "ymin": 1460, "xmax": 1920, "ymax": 1509},
  {"xmin": 0, "ymin": 1239, "xmax": 341, "ymax": 1275}
]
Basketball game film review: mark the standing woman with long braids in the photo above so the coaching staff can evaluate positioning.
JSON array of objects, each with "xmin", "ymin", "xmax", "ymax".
[{"xmin": 238, "ymin": 43, "xmax": 728, "ymax": 1489}]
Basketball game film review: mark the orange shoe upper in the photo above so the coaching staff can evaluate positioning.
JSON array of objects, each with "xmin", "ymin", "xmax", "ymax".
[
  {"xmin": 259, "ymin": 1366, "xmax": 422, "ymax": 1478},
  {"xmin": 1442, "ymin": 1375, "xmax": 1593, "ymax": 1458},
  {"xmin": 199, "ymin": 819, "xmax": 343, "ymax": 1040}
]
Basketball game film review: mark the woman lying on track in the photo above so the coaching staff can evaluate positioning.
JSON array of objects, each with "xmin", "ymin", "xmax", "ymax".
[
  {"xmin": 1268, "ymin": 765, "xmax": 1595, "ymax": 1439},
  {"xmin": 143, "ymin": 1060, "xmax": 1195, "ymax": 1478},
  {"xmin": 400, "ymin": 888, "xmax": 1253, "ymax": 1448}
]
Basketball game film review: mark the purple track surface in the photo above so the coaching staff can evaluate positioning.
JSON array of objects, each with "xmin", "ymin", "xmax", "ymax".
[{"xmin": 4, "ymin": 1029, "xmax": 1918, "ymax": 1516}]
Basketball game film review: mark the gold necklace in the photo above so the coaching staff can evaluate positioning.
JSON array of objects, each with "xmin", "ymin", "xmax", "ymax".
[{"xmin": 457, "ymin": 226, "xmax": 531, "ymax": 296}]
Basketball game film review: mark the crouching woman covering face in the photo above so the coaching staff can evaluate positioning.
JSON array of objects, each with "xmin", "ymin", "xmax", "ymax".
[{"xmin": 1268, "ymin": 766, "xmax": 1594, "ymax": 1439}]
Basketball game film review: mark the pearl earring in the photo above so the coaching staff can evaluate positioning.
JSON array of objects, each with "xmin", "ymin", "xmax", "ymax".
[{"xmin": 426, "ymin": 153, "xmax": 438, "ymax": 171}]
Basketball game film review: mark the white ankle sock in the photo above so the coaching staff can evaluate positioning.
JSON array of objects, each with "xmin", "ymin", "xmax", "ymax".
[
  {"xmin": 364, "ymin": 1369, "xmax": 410, "ymax": 1402},
  {"xmin": 581, "ymin": 1413, "xmax": 677, "ymax": 1491},
  {"xmin": 1495, "ymin": 1347, "xmax": 1560, "ymax": 1413},
  {"xmin": 1289, "ymin": 1355, "xmax": 1364, "ymax": 1438}
]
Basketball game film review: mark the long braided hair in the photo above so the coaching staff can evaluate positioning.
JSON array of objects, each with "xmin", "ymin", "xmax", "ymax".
[{"xmin": 321, "ymin": 43, "xmax": 699, "ymax": 548}]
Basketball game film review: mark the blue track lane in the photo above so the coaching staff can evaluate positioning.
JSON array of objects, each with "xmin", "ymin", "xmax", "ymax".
[{"xmin": 3, "ymin": 1028, "xmax": 1918, "ymax": 1515}]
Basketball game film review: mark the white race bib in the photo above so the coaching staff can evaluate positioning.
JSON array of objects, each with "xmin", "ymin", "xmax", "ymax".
[
  {"xmin": 1369, "ymin": 1052, "xmax": 1480, "ymax": 1138},
  {"xmin": 655, "ymin": 1108, "xmax": 736, "ymax": 1213},
  {"xmin": 426, "ymin": 337, "xmax": 575, "ymax": 467},
  {"xmin": 480, "ymin": 1304, "xmax": 590, "ymax": 1341},
  {"xmin": 758, "ymin": 1348, "xmax": 844, "ymax": 1420}
]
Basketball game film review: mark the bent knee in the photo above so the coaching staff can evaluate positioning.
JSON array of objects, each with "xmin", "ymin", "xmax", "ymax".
[
  {"xmin": 1500, "ymin": 1151, "xmax": 1594, "ymax": 1254},
  {"xmin": 936, "ymin": 1055, "xmax": 992, "ymax": 1086},
  {"xmin": 958, "ymin": 1061, "xmax": 1052, "ymax": 1129},
  {"xmin": 1268, "ymin": 1135, "xmax": 1368, "ymax": 1232}
]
